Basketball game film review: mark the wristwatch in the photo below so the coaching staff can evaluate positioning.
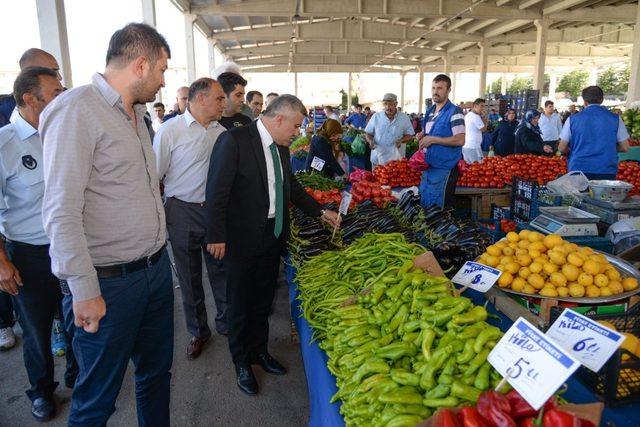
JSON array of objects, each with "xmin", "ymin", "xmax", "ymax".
[{"xmin": 320, "ymin": 209, "xmax": 327, "ymax": 217}]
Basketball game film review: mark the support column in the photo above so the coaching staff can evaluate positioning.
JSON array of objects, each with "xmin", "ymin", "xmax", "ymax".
[
  {"xmin": 400, "ymin": 71, "xmax": 406, "ymax": 110},
  {"xmin": 443, "ymin": 55, "xmax": 451, "ymax": 75},
  {"xmin": 35, "ymin": 0, "xmax": 73, "ymax": 88},
  {"xmin": 451, "ymin": 72, "xmax": 458, "ymax": 103},
  {"xmin": 207, "ymin": 38, "xmax": 217, "ymax": 76},
  {"xmin": 478, "ymin": 42, "xmax": 488, "ymax": 97},
  {"xmin": 549, "ymin": 71, "xmax": 558, "ymax": 99},
  {"xmin": 501, "ymin": 72, "xmax": 508, "ymax": 94},
  {"xmin": 141, "ymin": 0, "xmax": 157, "ymax": 26},
  {"xmin": 627, "ymin": 0, "xmax": 640, "ymax": 105},
  {"xmin": 294, "ymin": 72, "xmax": 298, "ymax": 97},
  {"xmin": 418, "ymin": 66, "xmax": 425, "ymax": 114},
  {"xmin": 533, "ymin": 18, "xmax": 549, "ymax": 93},
  {"xmin": 588, "ymin": 66, "xmax": 599, "ymax": 86},
  {"xmin": 347, "ymin": 72, "xmax": 352, "ymax": 111},
  {"xmin": 184, "ymin": 13, "xmax": 196, "ymax": 83}
]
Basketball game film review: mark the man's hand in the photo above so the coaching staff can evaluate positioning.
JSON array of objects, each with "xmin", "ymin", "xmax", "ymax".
[
  {"xmin": 543, "ymin": 145, "xmax": 554, "ymax": 154},
  {"xmin": 207, "ymin": 243, "xmax": 226, "ymax": 260},
  {"xmin": 395, "ymin": 139, "xmax": 403, "ymax": 148},
  {"xmin": 73, "ymin": 296, "xmax": 106, "ymax": 333},
  {"xmin": 0, "ymin": 258, "xmax": 22, "ymax": 296},
  {"xmin": 321, "ymin": 210, "xmax": 341, "ymax": 228},
  {"xmin": 419, "ymin": 136, "xmax": 436, "ymax": 150},
  {"xmin": 416, "ymin": 131, "xmax": 424, "ymax": 140}
]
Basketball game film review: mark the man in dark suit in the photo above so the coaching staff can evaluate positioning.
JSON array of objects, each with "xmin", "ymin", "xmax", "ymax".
[{"xmin": 205, "ymin": 95, "xmax": 340, "ymax": 395}]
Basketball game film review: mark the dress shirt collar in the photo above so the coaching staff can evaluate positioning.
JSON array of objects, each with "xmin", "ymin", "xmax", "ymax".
[
  {"xmin": 183, "ymin": 108, "xmax": 221, "ymax": 130},
  {"xmin": 13, "ymin": 113, "xmax": 38, "ymax": 141},
  {"xmin": 257, "ymin": 118, "xmax": 275, "ymax": 150},
  {"xmin": 91, "ymin": 72, "xmax": 147, "ymax": 116}
]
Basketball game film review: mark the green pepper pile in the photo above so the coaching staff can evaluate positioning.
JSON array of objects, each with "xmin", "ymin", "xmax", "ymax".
[
  {"xmin": 296, "ymin": 233, "xmax": 505, "ymax": 427},
  {"xmin": 294, "ymin": 171, "xmax": 346, "ymax": 191}
]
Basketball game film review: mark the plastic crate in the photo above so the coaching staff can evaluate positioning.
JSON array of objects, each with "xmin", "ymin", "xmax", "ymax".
[
  {"xmin": 491, "ymin": 205, "xmax": 511, "ymax": 220},
  {"xmin": 548, "ymin": 303, "xmax": 640, "ymax": 407},
  {"xmin": 510, "ymin": 176, "xmax": 541, "ymax": 221}
]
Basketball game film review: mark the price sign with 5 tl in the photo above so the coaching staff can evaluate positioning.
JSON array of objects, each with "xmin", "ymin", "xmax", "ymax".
[{"xmin": 488, "ymin": 318, "xmax": 580, "ymax": 410}]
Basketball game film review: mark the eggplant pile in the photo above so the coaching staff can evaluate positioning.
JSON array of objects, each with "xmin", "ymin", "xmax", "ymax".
[
  {"xmin": 339, "ymin": 200, "xmax": 415, "ymax": 245},
  {"xmin": 289, "ymin": 207, "xmax": 339, "ymax": 262}
]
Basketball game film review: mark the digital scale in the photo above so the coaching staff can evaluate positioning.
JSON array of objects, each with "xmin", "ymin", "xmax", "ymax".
[
  {"xmin": 530, "ymin": 206, "xmax": 600, "ymax": 236},
  {"xmin": 580, "ymin": 196, "xmax": 640, "ymax": 225}
]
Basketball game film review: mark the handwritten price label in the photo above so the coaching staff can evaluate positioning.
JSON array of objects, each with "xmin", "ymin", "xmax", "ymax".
[
  {"xmin": 546, "ymin": 308, "xmax": 625, "ymax": 372},
  {"xmin": 310, "ymin": 156, "xmax": 325, "ymax": 171},
  {"xmin": 451, "ymin": 261, "xmax": 502, "ymax": 293},
  {"xmin": 488, "ymin": 318, "xmax": 580, "ymax": 410},
  {"xmin": 339, "ymin": 191, "xmax": 353, "ymax": 215}
]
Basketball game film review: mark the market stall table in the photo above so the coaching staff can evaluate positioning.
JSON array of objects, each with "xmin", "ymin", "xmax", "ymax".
[{"xmin": 286, "ymin": 263, "xmax": 640, "ymax": 427}]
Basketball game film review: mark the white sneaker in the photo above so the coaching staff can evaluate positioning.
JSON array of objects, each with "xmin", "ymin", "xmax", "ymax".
[{"xmin": 0, "ymin": 327, "xmax": 16, "ymax": 350}]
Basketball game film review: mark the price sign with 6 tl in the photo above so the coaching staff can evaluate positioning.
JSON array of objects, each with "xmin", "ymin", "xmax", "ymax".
[
  {"xmin": 488, "ymin": 318, "xmax": 580, "ymax": 410},
  {"xmin": 310, "ymin": 156, "xmax": 325, "ymax": 172}
]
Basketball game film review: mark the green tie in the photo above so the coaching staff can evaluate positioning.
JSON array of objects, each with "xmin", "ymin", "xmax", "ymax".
[{"xmin": 269, "ymin": 142, "xmax": 284, "ymax": 238}]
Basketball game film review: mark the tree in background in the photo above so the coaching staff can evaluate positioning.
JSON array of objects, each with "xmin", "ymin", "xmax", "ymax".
[
  {"xmin": 340, "ymin": 89, "xmax": 359, "ymax": 110},
  {"xmin": 507, "ymin": 76, "xmax": 533, "ymax": 93},
  {"xmin": 557, "ymin": 70, "xmax": 589, "ymax": 99},
  {"xmin": 488, "ymin": 77, "xmax": 502, "ymax": 95},
  {"xmin": 597, "ymin": 65, "xmax": 630, "ymax": 98}
]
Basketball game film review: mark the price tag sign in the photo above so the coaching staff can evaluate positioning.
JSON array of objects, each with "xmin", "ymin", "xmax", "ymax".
[
  {"xmin": 546, "ymin": 308, "xmax": 625, "ymax": 372},
  {"xmin": 310, "ymin": 156, "xmax": 325, "ymax": 171},
  {"xmin": 488, "ymin": 318, "xmax": 580, "ymax": 410},
  {"xmin": 451, "ymin": 261, "xmax": 502, "ymax": 293},
  {"xmin": 339, "ymin": 191, "xmax": 353, "ymax": 215}
]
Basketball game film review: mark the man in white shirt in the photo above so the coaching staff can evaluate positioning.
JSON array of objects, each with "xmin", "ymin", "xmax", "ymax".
[
  {"xmin": 324, "ymin": 105, "xmax": 340, "ymax": 121},
  {"xmin": 463, "ymin": 98, "xmax": 487, "ymax": 163},
  {"xmin": 153, "ymin": 78, "xmax": 227, "ymax": 359},
  {"xmin": 539, "ymin": 100, "xmax": 563, "ymax": 153}
]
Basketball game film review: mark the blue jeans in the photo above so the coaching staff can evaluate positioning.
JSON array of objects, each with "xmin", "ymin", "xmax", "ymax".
[
  {"xmin": 583, "ymin": 172, "xmax": 617, "ymax": 181},
  {"xmin": 63, "ymin": 249, "xmax": 174, "ymax": 427}
]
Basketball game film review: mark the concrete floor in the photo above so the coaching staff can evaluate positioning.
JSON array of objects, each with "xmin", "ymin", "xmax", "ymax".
[{"xmin": 0, "ymin": 261, "xmax": 309, "ymax": 427}]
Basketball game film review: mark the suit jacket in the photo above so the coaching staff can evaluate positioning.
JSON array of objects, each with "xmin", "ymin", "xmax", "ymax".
[{"xmin": 205, "ymin": 121, "xmax": 323, "ymax": 259}]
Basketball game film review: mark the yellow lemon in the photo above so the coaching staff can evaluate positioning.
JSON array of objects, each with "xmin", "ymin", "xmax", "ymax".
[
  {"xmin": 589, "ymin": 254, "xmax": 608, "ymax": 264},
  {"xmin": 543, "ymin": 262, "xmax": 559, "ymax": 275},
  {"xmin": 586, "ymin": 285, "xmax": 601, "ymax": 298},
  {"xmin": 608, "ymin": 281, "xmax": 624, "ymax": 294},
  {"xmin": 529, "ymin": 262, "xmax": 543, "ymax": 274},
  {"xmin": 561, "ymin": 264, "xmax": 580, "ymax": 282},
  {"xmin": 502, "ymin": 246, "xmax": 515, "ymax": 257},
  {"xmin": 486, "ymin": 245, "xmax": 502, "ymax": 257},
  {"xmin": 505, "ymin": 262, "xmax": 520, "ymax": 275},
  {"xmin": 484, "ymin": 255, "xmax": 500, "ymax": 268},
  {"xmin": 519, "ymin": 267, "xmax": 532, "ymax": 279},
  {"xmin": 521, "ymin": 284, "xmax": 536, "ymax": 294},
  {"xmin": 598, "ymin": 321, "xmax": 617, "ymax": 331},
  {"xmin": 527, "ymin": 231, "xmax": 544, "ymax": 243},
  {"xmin": 495, "ymin": 241, "xmax": 507, "ymax": 249},
  {"xmin": 550, "ymin": 272, "xmax": 567, "ymax": 287},
  {"xmin": 500, "ymin": 256, "xmax": 515, "ymax": 266},
  {"xmin": 569, "ymin": 283, "xmax": 585, "ymax": 297},
  {"xmin": 518, "ymin": 229, "xmax": 531, "ymax": 240},
  {"xmin": 549, "ymin": 251, "xmax": 566, "ymax": 266},
  {"xmin": 606, "ymin": 268, "xmax": 621, "ymax": 282},
  {"xmin": 566, "ymin": 243, "xmax": 580, "ymax": 252},
  {"xmin": 498, "ymin": 272, "xmax": 514, "ymax": 288},
  {"xmin": 621, "ymin": 333, "xmax": 639, "ymax": 361},
  {"xmin": 506, "ymin": 231, "xmax": 520, "ymax": 243},
  {"xmin": 580, "ymin": 246, "xmax": 594, "ymax": 256},
  {"xmin": 567, "ymin": 253, "xmax": 584, "ymax": 267},
  {"xmin": 582, "ymin": 260, "xmax": 600, "ymax": 276},
  {"xmin": 622, "ymin": 277, "xmax": 639, "ymax": 291},
  {"xmin": 543, "ymin": 234, "xmax": 564, "ymax": 249},
  {"xmin": 518, "ymin": 240, "xmax": 531, "ymax": 249},
  {"xmin": 511, "ymin": 277, "xmax": 526, "ymax": 292},
  {"xmin": 534, "ymin": 257, "xmax": 548, "ymax": 266},
  {"xmin": 600, "ymin": 287, "xmax": 613, "ymax": 297},
  {"xmin": 539, "ymin": 286, "xmax": 558, "ymax": 297},
  {"xmin": 578, "ymin": 273, "xmax": 594, "ymax": 287},
  {"xmin": 515, "ymin": 249, "xmax": 529, "ymax": 258},
  {"xmin": 594, "ymin": 274, "xmax": 609, "ymax": 288},
  {"xmin": 508, "ymin": 242, "xmax": 518, "ymax": 250},
  {"xmin": 496, "ymin": 264, "xmax": 506, "ymax": 272},
  {"xmin": 528, "ymin": 241, "xmax": 547, "ymax": 253},
  {"xmin": 557, "ymin": 287, "xmax": 569, "ymax": 297},
  {"xmin": 528, "ymin": 249, "xmax": 542, "ymax": 259},
  {"xmin": 517, "ymin": 254, "xmax": 532, "ymax": 267},
  {"xmin": 528, "ymin": 273, "xmax": 545, "ymax": 289}
]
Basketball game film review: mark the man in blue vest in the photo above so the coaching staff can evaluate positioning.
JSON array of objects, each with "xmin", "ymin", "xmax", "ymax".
[
  {"xmin": 418, "ymin": 74, "xmax": 465, "ymax": 208},
  {"xmin": 558, "ymin": 86, "xmax": 629, "ymax": 180}
]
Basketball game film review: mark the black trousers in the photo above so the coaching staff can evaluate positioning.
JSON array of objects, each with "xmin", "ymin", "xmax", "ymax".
[
  {"xmin": 6, "ymin": 241, "xmax": 77, "ymax": 400},
  {"xmin": 165, "ymin": 197, "xmax": 227, "ymax": 339},
  {"xmin": 444, "ymin": 165, "xmax": 460, "ymax": 208},
  {"xmin": 225, "ymin": 219, "xmax": 281, "ymax": 364},
  {"xmin": 0, "ymin": 291, "xmax": 14, "ymax": 329}
]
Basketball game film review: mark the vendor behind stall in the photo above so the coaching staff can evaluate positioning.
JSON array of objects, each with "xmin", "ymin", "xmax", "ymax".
[
  {"xmin": 514, "ymin": 109, "xmax": 554, "ymax": 155},
  {"xmin": 365, "ymin": 93, "xmax": 415, "ymax": 166},
  {"xmin": 304, "ymin": 119, "xmax": 346, "ymax": 179},
  {"xmin": 491, "ymin": 108, "xmax": 518, "ymax": 156},
  {"xmin": 558, "ymin": 86, "xmax": 630, "ymax": 180},
  {"xmin": 418, "ymin": 74, "xmax": 465, "ymax": 208}
]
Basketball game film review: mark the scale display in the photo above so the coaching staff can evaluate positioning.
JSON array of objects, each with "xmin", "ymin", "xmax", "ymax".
[{"xmin": 530, "ymin": 215, "xmax": 599, "ymax": 236}]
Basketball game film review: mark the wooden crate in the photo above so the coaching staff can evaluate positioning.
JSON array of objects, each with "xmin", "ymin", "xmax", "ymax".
[{"xmin": 455, "ymin": 187, "xmax": 512, "ymax": 220}]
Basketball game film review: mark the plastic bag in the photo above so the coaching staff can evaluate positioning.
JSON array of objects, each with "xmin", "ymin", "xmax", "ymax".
[
  {"xmin": 605, "ymin": 217, "xmax": 640, "ymax": 255},
  {"xmin": 408, "ymin": 149, "xmax": 429, "ymax": 172},
  {"xmin": 351, "ymin": 134, "xmax": 366, "ymax": 156},
  {"xmin": 546, "ymin": 171, "xmax": 589, "ymax": 200}
]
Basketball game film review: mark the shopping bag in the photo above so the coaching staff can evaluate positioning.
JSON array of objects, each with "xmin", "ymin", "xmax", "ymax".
[{"xmin": 408, "ymin": 149, "xmax": 429, "ymax": 172}]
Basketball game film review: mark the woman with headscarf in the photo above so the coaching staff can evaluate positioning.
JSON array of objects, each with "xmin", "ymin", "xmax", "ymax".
[
  {"xmin": 304, "ymin": 119, "xmax": 346, "ymax": 178},
  {"xmin": 514, "ymin": 109, "xmax": 554, "ymax": 156},
  {"xmin": 491, "ymin": 108, "xmax": 518, "ymax": 156}
]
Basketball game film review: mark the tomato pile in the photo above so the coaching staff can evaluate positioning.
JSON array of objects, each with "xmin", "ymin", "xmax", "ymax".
[
  {"xmin": 348, "ymin": 167, "xmax": 375, "ymax": 183},
  {"xmin": 351, "ymin": 180, "xmax": 394, "ymax": 207},
  {"xmin": 373, "ymin": 159, "xmax": 421, "ymax": 187},
  {"xmin": 499, "ymin": 218, "xmax": 517, "ymax": 232},
  {"xmin": 616, "ymin": 161, "xmax": 640, "ymax": 196},
  {"xmin": 458, "ymin": 155, "xmax": 567, "ymax": 188},
  {"xmin": 305, "ymin": 188, "xmax": 344, "ymax": 205}
]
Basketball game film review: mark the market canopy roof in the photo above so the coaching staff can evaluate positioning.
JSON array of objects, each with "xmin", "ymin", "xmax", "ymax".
[{"xmin": 174, "ymin": 0, "xmax": 636, "ymax": 73}]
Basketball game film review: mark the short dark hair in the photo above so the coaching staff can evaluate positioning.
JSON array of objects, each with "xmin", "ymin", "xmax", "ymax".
[
  {"xmin": 188, "ymin": 77, "xmax": 215, "ymax": 102},
  {"xmin": 325, "ymin": 105, "xmax": 334, "ymax": 113},
  {"xmin": 473, "ymin": 98, "xmax": 485, "ymax": 105},
  {"xmin": 355, "ymin": 104, "xmax": 363, "ymax": 109},
  {"xmin": 507, "ymin": 108, "xmax": 516, "ymax": 114},
  {"xmin": 266, "ymin": 92, "xmax": 279, "ymax": 98},
  {"xmin": 582, "ymin": 86, "xmax": 604, "ymax": 104},
  {"xmin": 13, "ymin": 66, "xmax": 58, "ymax": 108},
  {"xmin": 246, "ymin": 90, "xmax": 263, "ymax": 103},
  {"xmin": 433, "ymin": 74, "xmax": 452, "ymax": 89},
  {"xmin": 106, "ymin": 22, "xmax": 171, "ymax": 67},
  {"xmin": 263, "ymin": 94, "xmax": 307, "ymax": 117},
  {"xmin": 364, "ymin": 106, "xmax": 371, "ymax": 111},
  {"xmin": 153, "ymin": 102, "xmax": 165, "ymax": 109},
  {"xmin": 544, "ymin": 100, "xmax": 554, "ymax": 107},
  {"xmin": 218, "ymin": 72, "xmax": 247, "ymax": 96}
]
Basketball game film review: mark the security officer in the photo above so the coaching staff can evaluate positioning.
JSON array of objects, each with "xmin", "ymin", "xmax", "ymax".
[
  {"xmin": 0, "ymin": 67, "xmax": 77, "ymax": 422},
  {"xmin": 558, "ymin": 86, "xmax": 630, "ymax": 180},
  {"xmin": 418, "ymin": 74, "xmax": 465, "ymax": 208}
]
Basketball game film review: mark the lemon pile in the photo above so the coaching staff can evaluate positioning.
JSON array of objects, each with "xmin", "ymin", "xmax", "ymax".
[{"xmin": 478, "ymin": 230, "xmax": 639, "ymax": 298}]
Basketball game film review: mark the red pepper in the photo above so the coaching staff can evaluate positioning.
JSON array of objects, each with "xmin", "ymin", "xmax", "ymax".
[
  {"xmin": 477, "ymin": 391, "xmax": 516, "ymax": 427},
  {"xmin": 506, "ymin": 390, "xmax": 537, "ymax": 420},
  {"xmin": 518, "ymin": 418, "xmax": 538, "ymax": 427},
  {"xmin": 458, "ymin": 406, "xmax": 489, "ymax": 427},
  {"xmin": 542, "ymin": 409, "xmax": 579, "ymax": 427},
  {"xmin": 578, "ymin": 419, "xmax": 596, "ymax": 427},
  {"xmin": 433, "ymin": 408, "xmax": 461, "ymax": 427}
]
